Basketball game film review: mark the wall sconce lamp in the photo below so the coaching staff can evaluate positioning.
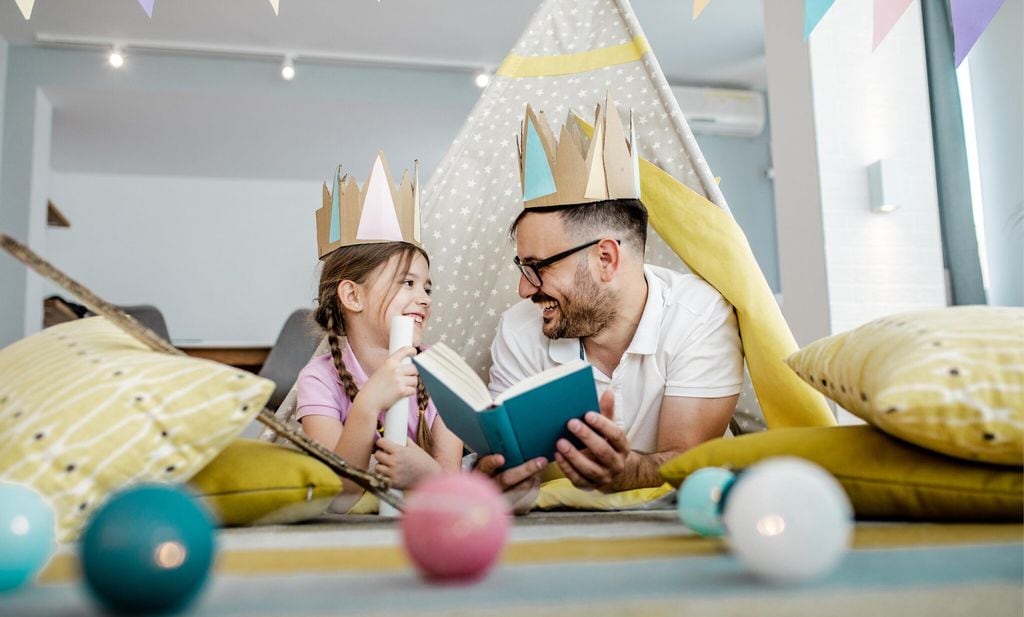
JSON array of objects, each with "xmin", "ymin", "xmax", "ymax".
[{"xmin": 868, "ymin": 159, "xmax": 899, "ymax": 213}]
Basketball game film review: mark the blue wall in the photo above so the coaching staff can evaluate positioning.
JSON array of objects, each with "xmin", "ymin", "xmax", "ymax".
[
  {"xmin": 694, "ymin": 122, "xmax": 780, "ymax": 292},
  {"xmin": 0, "ymin": 44, "xmax": 782, "ymax": 346}
]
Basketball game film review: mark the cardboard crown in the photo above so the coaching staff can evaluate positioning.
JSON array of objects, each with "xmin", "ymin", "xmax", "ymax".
[
  {"xmin": 315, "ymin": 152, "xmax": 421, "ymax": 259},
  {"xmin": 517, "ymin": 94, "xmax": 641, "ymax": 209}
]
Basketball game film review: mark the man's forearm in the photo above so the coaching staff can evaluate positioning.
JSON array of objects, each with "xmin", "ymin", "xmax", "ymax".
[{"xmin": 610, "ymin": 450, "xmax": 679, "ymax": 492}]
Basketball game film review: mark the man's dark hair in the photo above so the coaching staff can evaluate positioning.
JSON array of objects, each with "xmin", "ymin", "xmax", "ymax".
[{"xmin": 508, "ymin": 198, "xmax": 648, "ymax": 258}]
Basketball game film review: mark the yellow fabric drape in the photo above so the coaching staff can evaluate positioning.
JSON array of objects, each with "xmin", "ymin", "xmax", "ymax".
[
  {"xmin": 575, "ymin": 118, "xmax": 834, "ymax": 428},
  {"xmin": 640, "ymin": 161, "xmax": 835, "ymax": 428}
]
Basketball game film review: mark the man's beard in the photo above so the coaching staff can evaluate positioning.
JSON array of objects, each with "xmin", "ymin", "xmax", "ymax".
[{"xmin": 538, "ymin": 263, "xmax": 618, "ymax": 339}]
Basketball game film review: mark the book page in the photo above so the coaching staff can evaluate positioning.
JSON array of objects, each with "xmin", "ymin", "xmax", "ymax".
[
  {"xmin": 413, "ymin": 343, "xmax": 493, "ymax": 410},
  {"xmin": 494, "ymin": 359, "xmax": 591, "ymax": 405}
]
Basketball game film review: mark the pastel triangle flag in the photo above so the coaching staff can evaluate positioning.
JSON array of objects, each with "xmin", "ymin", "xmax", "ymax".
[
  {"xmin": 804, "ymin": 0, "xmax": 837, "ymax": 39},
  {"xmin": 692, "ymin": 0, "xmax": 712, "ymax": 20},
  {"xmin": 522, "ymin": 116, "xmax": 557, "ymax": 201},
  {"xmin": 873, "ymin": 0, "xmax": 914, "ymax": 50},
  {"xmin": 356, "ymin": 155, "xmax": 404, "ymax": 242},
  {"xmin": 137, "ymin": 0, "xmax": 154, "ymax": 18},
  {"xmin": 15, "ymin": 0, "xmax": 35, "ymax": 19},
  {"xmin": 951, "ymin": 0, "xmax": 1005, "ymax": 67},
  {"xmin": 268, "ymin": 0, "xmax": 280, "ymax": 15}
]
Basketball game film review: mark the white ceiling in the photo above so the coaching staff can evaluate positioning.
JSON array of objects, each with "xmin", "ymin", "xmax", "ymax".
[{"xmin": 0, "ymin": 0, "xmax": 766, "ymax": 179}]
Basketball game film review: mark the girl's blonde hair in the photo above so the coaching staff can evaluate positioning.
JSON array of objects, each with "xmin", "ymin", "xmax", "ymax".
[{"xmin": 312, "ymin": 242, "xmax": 432, "ymax": 449}]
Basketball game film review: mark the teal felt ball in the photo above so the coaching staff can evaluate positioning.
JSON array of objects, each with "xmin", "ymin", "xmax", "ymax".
[
  {"xmin": 676, "ymin": 467, "xmax": 736, "ymax": 537},
  {"xmin": 0, "ymin": 482, "xmax": 56, "ymax": 592},
  {"xmin": 80, "ymin": 484, "xmax": 215, "ymax": 614}
]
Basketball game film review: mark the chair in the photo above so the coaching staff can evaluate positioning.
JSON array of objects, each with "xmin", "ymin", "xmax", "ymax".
[
  {"xmin": 257, "ymin": 309, "xmax": 321, "ymax": 411},
  {"xmin": 118, "ymin": 305, "xmax": 171, "ymax": 342}
]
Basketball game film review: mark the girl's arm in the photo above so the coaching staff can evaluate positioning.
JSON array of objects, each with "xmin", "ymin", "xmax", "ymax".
[
  {"xmin": 300, "ymin": 406, "xmax": 380, "ymax": 507},
  {"xmin": 374, "ymin": 414, "xmax": 464, "ymax": 490},
  {"xmin": 428, "ymin": 414, "xmax": 464, "ymax": 472}
]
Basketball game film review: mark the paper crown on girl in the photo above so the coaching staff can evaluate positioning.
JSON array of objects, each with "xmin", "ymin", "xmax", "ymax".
[
  {"xmin": 315, "ymin": 152, "xmax": 421, "ymax": 259},
  {"xmin": 517, "ymin": 94, "xmax": 641, "ymax": 209}
]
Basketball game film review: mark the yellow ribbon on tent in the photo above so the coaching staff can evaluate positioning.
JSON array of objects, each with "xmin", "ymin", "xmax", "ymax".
[
  {"xmin": 576, "ymin": 118, "xmax": 834, "ymax": 428},
  {"xmin": 497, "ymin": 36, "xmax": 652, "ymax": 78}
]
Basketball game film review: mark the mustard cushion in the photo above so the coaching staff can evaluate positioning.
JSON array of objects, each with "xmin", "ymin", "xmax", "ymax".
[
  {"xmin": 534, "ymin": 478, "xmax": 674, "ymax": 511},
  {"xmin": 532, "ymin": 462, "xmax": 673, "ymax": 511},
  {"xmin": 189, "ymin": 439, "xmax": 341, "ymax": 526},
  {"xmin": 0, "ymin": 318, "xmax": 272, "ymax": 541},
  {"xmin": 331, "ymin": 466, "xmax": 674, "ymax": 514},
  {"xmin": 660, "ymin": 425, "xmax": 1023, "ymax": 520},
  {"xmin": 786, "ymin": 306, "xmax": 1024, "ymax": 465}
]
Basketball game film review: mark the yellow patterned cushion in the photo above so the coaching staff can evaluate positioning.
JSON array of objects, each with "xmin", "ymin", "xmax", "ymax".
[
  {"xmin": 660, "ymin": 426, "xmax": 1023, "ymax": 520},
  {"xmin": 189, "ymin": 439, "xmax": 341, "ymax": 526},
  {"xmin": 0, "ymin": 318, "xmax": 272, "ymax": 541},
  {"xmin": 786, "ymin": 307, "xmax": 1024, "ymax": 465}
]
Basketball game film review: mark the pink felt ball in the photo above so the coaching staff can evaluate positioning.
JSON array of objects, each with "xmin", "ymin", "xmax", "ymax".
[{"xmin": 400, "ymin": 472, "xmax": 510, "ymax": 582}]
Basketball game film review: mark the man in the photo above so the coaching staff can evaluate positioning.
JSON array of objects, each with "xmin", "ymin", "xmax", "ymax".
[{"xmin": 477, "ymin": 99, "xmax": 743, "ymax": 506}]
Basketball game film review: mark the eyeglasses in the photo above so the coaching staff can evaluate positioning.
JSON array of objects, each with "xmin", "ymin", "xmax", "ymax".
[{"xmin": 513, "ymin": 238, "xmax": 619, "ymax": 288}]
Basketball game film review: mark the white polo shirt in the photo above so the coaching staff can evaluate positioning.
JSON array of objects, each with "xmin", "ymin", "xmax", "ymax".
[{"xmin": 488, "ymin": 264, "xmax": 743, "ymax": 453}]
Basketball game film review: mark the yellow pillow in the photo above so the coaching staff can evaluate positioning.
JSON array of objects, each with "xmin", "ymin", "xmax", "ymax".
[
  {"xmin": 0, "ymin": 318, "xmax": 272, "ymax": 541},
  {"xmin": 534, "ymin": 478, "xmax": 674, "ymax": 511},
  {"xmin": 317, "ymin": 464, "xmax": 674, "ymax": 514},
  {"xmin": 532, "ymin": 462, "xmax": 673, "ymax": 511},
  {"xmin": 189, "ymin": 439, "xmax": 341, "ymax": 526},
  {"xmin": 786, "ymin": 307, "xmax": 1024, "ymax": 465},
  {"xmin": 660, "ymin": 425, "xmax": 1023, "ymax": 520}
]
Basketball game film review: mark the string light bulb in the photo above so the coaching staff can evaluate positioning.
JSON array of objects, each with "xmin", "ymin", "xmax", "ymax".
[
  {"xmin": 280, "ymin": 56, "xmax": 296, "ymax": 81},
  {"xmin": 474, "ymin": 71, "xmax": 491, "ymax": 89},
  {"xmin": 108, "ymin": 47, "xmax": 125, "ymax": 68}
]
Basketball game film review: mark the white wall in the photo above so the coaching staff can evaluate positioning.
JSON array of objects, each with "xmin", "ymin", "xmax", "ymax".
[
  {"xmin": 809, "ymin": 0, "xmax": 947, "ymax": 335},
  {"xmin": 47, "ymin": 173, "xmax": 318, "ymax": 345},
  {"xmin": 967, "ymin": 0, "xmax": 1023, "ymax": 307},
  {"xmin": 763, "ymin": 1, "xmax": 831, "ymax": 347}
]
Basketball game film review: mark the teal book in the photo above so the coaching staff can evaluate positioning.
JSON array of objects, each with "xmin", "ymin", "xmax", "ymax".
[{"xmin": 412, "ymin": 343, "xmax": 598, "ymax": 469}]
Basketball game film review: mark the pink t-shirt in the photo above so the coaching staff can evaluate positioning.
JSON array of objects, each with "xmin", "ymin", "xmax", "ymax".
[{"xmin": 296, "ymin": 344, "xmax": 438, "ymax": 441}]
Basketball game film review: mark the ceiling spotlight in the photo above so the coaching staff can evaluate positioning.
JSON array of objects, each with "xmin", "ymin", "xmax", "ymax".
[
  {"xmin": 474, "ymin": 71, "xmax": 491, "ymax": 89},
  {"xmin": 109, "ymin": 47, "xmax": 125, "ymax": 68},
  {"xmin": 281, "ymin": 56, "xmax": 296, "ymax": 81}
]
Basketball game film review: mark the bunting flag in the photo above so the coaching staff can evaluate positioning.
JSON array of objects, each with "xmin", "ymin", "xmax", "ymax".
[
  {"xmin": 872, "ymin": 0, "xmax": 914, "ymax": 50},
  {"xmin": 804, "ymin": 0, "xmax": 838, "ymax": 39},
  {"xmin": 951, "ymin": 0, "xmax": 1006, "ymax": 67},
  {"xmin": 692, "ymin": 0, "xmax": 712, "ymax": 20},
  {"xmin": 268, "ymin": 0, "xmax": 280, "ymax": 16},
  {"xmin": 137, "ymin": 0, "xmax": 154, "ymax": 18},
  {"xmin": 14, "ymin": 0, "xmax": 34, "ymax": 20}
]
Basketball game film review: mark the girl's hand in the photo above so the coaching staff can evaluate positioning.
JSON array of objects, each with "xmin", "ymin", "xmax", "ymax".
[
  {"xmin": 358, "ymin": 347, "xmax": 419, "ymax": 413},
  {"xmin": 374, "ymin": 438, "xmax": 442, "ymax": 490}
]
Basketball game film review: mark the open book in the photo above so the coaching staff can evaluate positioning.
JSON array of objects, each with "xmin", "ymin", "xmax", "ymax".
[{"xmin": 412, "ymin": 343, "xmax": 598, "ymax": 468}]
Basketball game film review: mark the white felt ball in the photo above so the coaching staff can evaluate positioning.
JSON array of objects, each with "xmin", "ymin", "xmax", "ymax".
[{"xmin": 722, "ymin": 457, "xmax": 852, "ymax": 583}]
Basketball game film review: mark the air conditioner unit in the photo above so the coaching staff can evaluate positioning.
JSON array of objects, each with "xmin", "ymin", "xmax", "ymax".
[{"xmin": 670, "ymin": 86, "xmax": 766, "ymax": 138}]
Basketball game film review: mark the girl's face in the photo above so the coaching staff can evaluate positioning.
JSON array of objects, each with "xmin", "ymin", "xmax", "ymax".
[{"xmin": 367, "ymin": 251, "xmax": 433, "ymax": 347}]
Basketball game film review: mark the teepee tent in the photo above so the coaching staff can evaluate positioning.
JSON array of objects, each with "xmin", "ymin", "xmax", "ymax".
[{"xmin": 421, "ymin": 0, "xmax": 834, "ymax": 429}]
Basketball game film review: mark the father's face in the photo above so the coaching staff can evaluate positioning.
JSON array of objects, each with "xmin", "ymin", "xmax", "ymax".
[{"xmin": 514, "ymin": 212, "xmax": 617, "ymax": 340}]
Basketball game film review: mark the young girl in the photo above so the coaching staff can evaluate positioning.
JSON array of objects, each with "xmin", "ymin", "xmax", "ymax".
[{"xmin": 296, "ymin": 241, "xmax": 463, "ymax": 510}]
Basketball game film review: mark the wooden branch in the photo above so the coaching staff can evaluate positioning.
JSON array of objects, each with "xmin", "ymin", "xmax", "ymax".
[{"xmin": 0, "ymin": 233, "xmax": 403, "ymax": 511}]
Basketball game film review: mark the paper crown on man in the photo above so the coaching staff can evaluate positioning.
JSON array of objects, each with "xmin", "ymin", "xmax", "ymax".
[
  {"xmin": 517, "ymin": 94, "xmax": 641, "ymax": 209},
  {"xmin": 315, "ymin": 151, "xmax": 422, "ymax": 259}
]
